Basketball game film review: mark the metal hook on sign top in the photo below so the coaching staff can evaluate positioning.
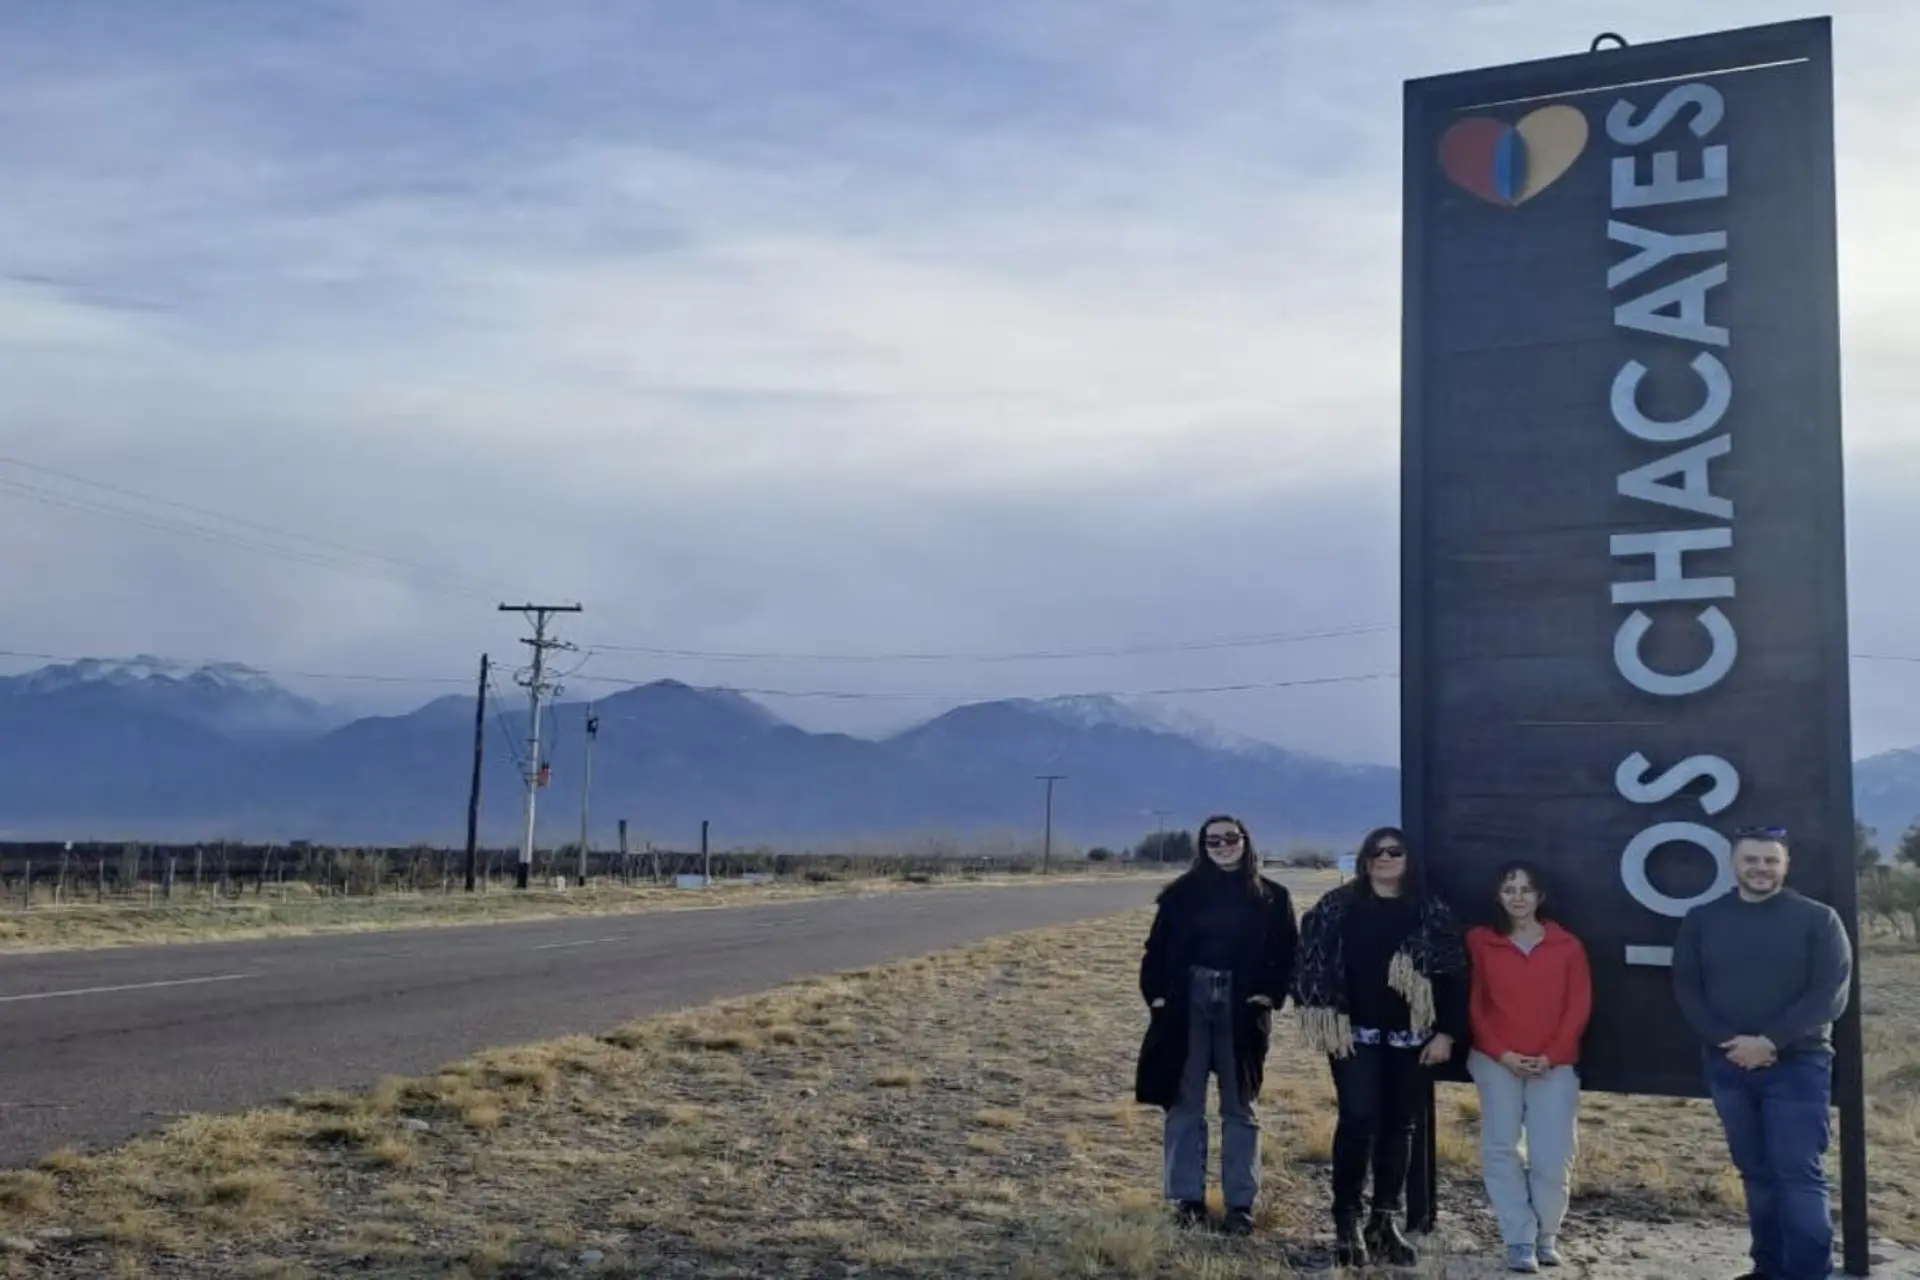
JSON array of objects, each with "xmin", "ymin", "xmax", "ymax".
[{"xmin": 1590, "ymin": 32, "xmax": 1628, "ymax": 53}]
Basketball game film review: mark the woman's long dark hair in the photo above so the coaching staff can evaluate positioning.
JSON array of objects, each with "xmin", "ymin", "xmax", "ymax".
[
  {"xmin": 1184, "ymin": 813, "xmax": 1267, "ymax": 899},
  {"xmin": 1352, "ymin": 824, "xmax": 1423, "ymax": 899},
  {"xmin": 1488, "ymin": 859, "xmax": 1554, "ymax": 935}
]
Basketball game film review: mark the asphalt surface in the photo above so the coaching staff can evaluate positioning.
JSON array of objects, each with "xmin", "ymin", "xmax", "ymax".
[{"xmin": 0, "ymin": 879, "xmax": 1156, "ymax": 1167}]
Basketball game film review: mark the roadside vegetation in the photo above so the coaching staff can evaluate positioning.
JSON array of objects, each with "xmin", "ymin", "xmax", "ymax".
[
  {"xmin": 0, "ymin": 851, "xmax": 1161, "ymax": 954},
  {"xmin": 6, "ymin": 893, "xmax": 1920, "ymax": 1278}
]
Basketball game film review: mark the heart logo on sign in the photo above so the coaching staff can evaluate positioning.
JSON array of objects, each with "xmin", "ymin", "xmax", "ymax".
[{"xmin": 1437, "ymin": 104, "xmax": 1590, "ymax": 207}]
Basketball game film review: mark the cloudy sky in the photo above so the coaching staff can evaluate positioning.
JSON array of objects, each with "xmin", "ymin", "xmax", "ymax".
[{"xmin": 1, "ymin": 0, "xmax": 1915, "ymax": 764}]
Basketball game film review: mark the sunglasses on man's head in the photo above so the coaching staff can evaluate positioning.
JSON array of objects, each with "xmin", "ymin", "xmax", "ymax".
[{"xmin": 1734, "ymin": 824, "xmax": 1788, "ymax": 840}]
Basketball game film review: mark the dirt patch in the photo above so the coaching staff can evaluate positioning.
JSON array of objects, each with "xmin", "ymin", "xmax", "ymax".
[{"xmin": 1, "ymin": 902, "xmax": 1914, "ymax": 1277}]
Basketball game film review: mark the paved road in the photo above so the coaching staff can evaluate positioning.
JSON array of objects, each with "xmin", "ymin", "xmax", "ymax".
[{"xmin": 0, "ymin": 879, "xmax": 1156, "ymax": 1167}]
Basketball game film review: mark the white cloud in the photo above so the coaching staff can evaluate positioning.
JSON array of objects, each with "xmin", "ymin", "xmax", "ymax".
[{"xmin": 0, "ymin": 0, "xmax": 1916, "ymax": 764}]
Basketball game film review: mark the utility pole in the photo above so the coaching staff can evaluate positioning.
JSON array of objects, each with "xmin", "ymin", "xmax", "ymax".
[
  {"xmin": 700, "ymin": 819, "xmax": 711, "ymax": 886},
  {"xmin": 498, "ymin": 602, "xmax": 582, "ymax": 889},
  {"xmin": 1148, "ymin": 808, "xmax": 1172, "ymax": 862},
  {"xmin": 463, "ymin": 653, "xmax": 489, "ymax": 892},
  {"xmin": 577, "ymin": 702, "xmax": 598, "ymax": 886},
  {"xmin": 1037, "ymin": 774, "xmax": 1066, "ymax": 874}
]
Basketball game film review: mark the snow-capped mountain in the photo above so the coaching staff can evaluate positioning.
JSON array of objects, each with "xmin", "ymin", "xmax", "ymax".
[
  {"xmin": 0, "ymin": 655, "xmax": 343, "ymax": 740},
  {"xmin": 1020, "ymin": 694, "xmax": 1284, "ymax": 757},
  {"xmin": 0, "ymin": 655, "xmax": 1911, "ymax": 850}
]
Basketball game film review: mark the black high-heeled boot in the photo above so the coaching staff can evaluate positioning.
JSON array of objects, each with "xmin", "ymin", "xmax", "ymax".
[
  {"xmin": 1333, "ymin": 1208, "xmax": 1369, "ymax": 1268},
  {"xmin": 1364, "ymin": 1209, "xmax": 1418, "ymax": 1266}
]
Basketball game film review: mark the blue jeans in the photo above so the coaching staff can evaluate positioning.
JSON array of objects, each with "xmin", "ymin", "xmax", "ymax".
[
  {"xmin": 1703, "ymin": 1047, "xmax": 1835, "ymax": 1279},
  {"xmin": 1163, "ymin": 967, "xmax": 1260, "ymax": 1209}
]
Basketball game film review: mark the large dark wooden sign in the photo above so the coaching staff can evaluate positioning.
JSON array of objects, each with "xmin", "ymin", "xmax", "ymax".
[{"xmin": 1400, "ymin": 18, "xmax": 1866, "ymax": 1270}]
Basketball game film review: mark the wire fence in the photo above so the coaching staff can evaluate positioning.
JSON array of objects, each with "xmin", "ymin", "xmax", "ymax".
[{"xmin": 0, "ymin": 840, "xmax": 1062, "ymax": 910}]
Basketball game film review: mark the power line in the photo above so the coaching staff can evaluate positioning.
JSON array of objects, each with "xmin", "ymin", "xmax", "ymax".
[
  {"xmin": 0, "ymin": 475, "xmax": 457, "ymax": 590},
  {"xmin": 576, "ymin": 622, "xmax": 1395, "ymax": 664},
  {"xmin": 0, "ymin": 648, "xmax": 1915, "ymax": 702},
  {"xmin": 577, "ymin": 628, "xmax": 1920, "ymax": 670},
  {"xmin": 484, "ymin": 673, "xmax": 528, "ymax": 771},
  {"xmin": 571, "ymin": 670, "xmax": 1401, "ymax": 701},
  {"xmin": 0, "ymin": 456, "xmax": 529, "ymax": 603}
]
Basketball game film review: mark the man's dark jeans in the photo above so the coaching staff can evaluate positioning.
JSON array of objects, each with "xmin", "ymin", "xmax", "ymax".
[{"xmin": 1703, "ymin": 1047, "xmax": 1835, "ymax": 1279}]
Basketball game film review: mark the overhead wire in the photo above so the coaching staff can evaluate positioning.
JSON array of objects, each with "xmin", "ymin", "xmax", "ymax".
[
  {"xmin": 1, "ymin": 645, "xmax": 1916, "ymax": 703},
  {"xmin": 576, "ymin": 622, "xmax": 1397, "ymax": 664},
  {"xmin": 484, "ymin": 674, "xmax": 528, "ymax": 772},
  {"xmin": 9, "ymin": 457, "xmax": 1913, "ymax": 682},
  {"xmin": 560, "ymin": 669, "xmax": 1401, "ymax": 701},
  {"xmin": 0, "ymin": 456, "xmax": 529, "ymax": 604}
]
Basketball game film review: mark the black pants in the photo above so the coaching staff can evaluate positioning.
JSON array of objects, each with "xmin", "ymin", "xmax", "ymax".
[{"xmin": 1329, "ymin": 1043, "xmax": 1423, "ymax": 1216}]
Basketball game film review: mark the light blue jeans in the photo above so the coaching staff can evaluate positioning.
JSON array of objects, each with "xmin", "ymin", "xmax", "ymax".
[
  {"xmin": 1163, "ymin": 966, "xmax": 1260, "ymax": 1209},
  {"xmin": 1467, "ymin": 1049, "xmax": 1580, "ymax": 1248}
]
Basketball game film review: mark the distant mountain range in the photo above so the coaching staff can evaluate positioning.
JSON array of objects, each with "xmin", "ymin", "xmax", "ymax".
[
  {"xmin": 1859, "ymin": 748, "xmax": 1920, "ymax": 853},
  {"xmin": 0, "ymin": 657, "xmax": 1915, "ymax": 853},
  {"xmin": 0, "ymin": 657, "xmax": 1395, "ymax": 849}
]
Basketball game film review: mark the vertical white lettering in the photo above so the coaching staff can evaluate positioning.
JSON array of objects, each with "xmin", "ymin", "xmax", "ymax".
[
  {"xmin": 1615, "ymin": 265, "xmax": 1730, "ymax": 346},
  {"xmin": 1607, "ymin": 82, "xmax": 1739, "ymax": 973},
  {"xmin": 1612, "ymin": 146, "xmax": 1730, "ymax": 209},
  {"xmin": 1616, "ymin": 436, "xmax": 1733, "ymax": 519},
  {"xmin": 1613, "ymin": 606, "xmax": 1738, "ymax": 696},
  {"xmin": 1610, "ymin": 528, "xmax": 1734, "ymax": 603},
  {"xmin": 1614, "ymin": 751, "xmax": 1740, "ymax": 814},
  {"xmin": 1610, "ymin": 353, "xmax": 1732, "ymax": 443},
  {"xmin": 1605, "ymin": 84, "xmax": 1725, "ymax": 145},
  {"xmin": 1608, "ymin": 221, "xmax": 1729, "ymax": 289},
  {"xmin": 1620, "ymin": 822, "xmax": 1735, "ymax": 917}
]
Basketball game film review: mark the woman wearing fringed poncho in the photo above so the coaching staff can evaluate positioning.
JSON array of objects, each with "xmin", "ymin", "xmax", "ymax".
[{"xmin": 1290, "ymin": 825, "xmax": 1468, "ymax": 1270}]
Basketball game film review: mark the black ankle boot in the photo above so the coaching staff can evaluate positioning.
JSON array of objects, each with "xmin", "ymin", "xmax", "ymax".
[
  {"xmin": 1333, "ymin": 1208, "xmax": 1369, "ymax": 1268},
  {"xmin": 1364, "ymin": 1210, "xmax": 1417, "ymax": 1266}
]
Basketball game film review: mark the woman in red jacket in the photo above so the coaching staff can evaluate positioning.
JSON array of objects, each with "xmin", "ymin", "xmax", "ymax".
[{"xmin": 1465, "ymin": 861, "xmax": 1592, "ymax": 1274}]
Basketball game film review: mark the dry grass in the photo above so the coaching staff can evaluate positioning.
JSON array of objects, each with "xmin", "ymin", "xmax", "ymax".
[
  {"xmin": 2, "ymin": 906, "xmax": 1916, "ymax": 1277},
  {"xmin": 0, "ymin": 867, "xmax": 1152, "ymax": 955}
]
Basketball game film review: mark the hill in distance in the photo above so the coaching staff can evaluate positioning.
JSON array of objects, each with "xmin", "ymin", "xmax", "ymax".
[
  {"xmin": 0, "ymin": 659, "xmax": 1395, "ymax": 849},
  {"xmin": 1, "ymin": 657, "xmax": 1915, "ymax": 855}
]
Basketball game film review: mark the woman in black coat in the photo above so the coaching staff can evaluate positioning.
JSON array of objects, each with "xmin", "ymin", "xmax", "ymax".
[{"xmin": 1134, "ymin": 814, "xmax": 1299, "ymax": 1235}]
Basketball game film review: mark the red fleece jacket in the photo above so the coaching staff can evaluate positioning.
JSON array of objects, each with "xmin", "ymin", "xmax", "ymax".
[{"xmin": 1466, "ymin": 921, "xmax": 1593, "ymax": 1066}]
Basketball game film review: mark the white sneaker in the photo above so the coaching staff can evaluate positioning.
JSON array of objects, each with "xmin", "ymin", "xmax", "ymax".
[
  {"xmin": 1507, "ymin": 1243, "xmax": 1540, "ymax": 1273},
  {"xmin": 1536, "ymin": 1236, "xmax": 1563, "ymax": 1267}
]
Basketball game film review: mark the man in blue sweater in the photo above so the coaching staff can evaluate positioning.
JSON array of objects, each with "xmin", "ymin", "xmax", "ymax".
[{"xmin": 1673, "ymin": 826, "xmax": 1853, "ymax": 1280}]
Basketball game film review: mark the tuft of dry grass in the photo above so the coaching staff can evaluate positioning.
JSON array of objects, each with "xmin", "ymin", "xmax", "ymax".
[{"xmin": 4, "ymin": 902, "xmax": 1919, "ymax": 1277}]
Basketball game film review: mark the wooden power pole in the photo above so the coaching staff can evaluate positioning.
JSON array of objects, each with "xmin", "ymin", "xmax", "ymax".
[
  {"xmin": 463, "ymin": 653, "xmax": 489, "ymax": 892},
  {"xmin": 1037, "ymin": 774, "xmax": 1065, "ymax": 874}
]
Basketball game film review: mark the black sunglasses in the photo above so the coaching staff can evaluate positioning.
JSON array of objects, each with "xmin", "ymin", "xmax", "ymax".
[
  {"xmin": 1367, "ymin": 844, "xmax": 1407, "ymax": 860},
  {"xmin": 1203, "ymin": 830, "xmax": 1244, "ymax": 848}
]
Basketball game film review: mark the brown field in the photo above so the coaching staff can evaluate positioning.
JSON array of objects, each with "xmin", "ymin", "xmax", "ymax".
[
  {"xmin": 0, "ymin": 865, "xmax": 1152, "ymax": 955},
  {"xmin": 2, "ymin": 902, "xmax": 1915, "ymax": 1278}
]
